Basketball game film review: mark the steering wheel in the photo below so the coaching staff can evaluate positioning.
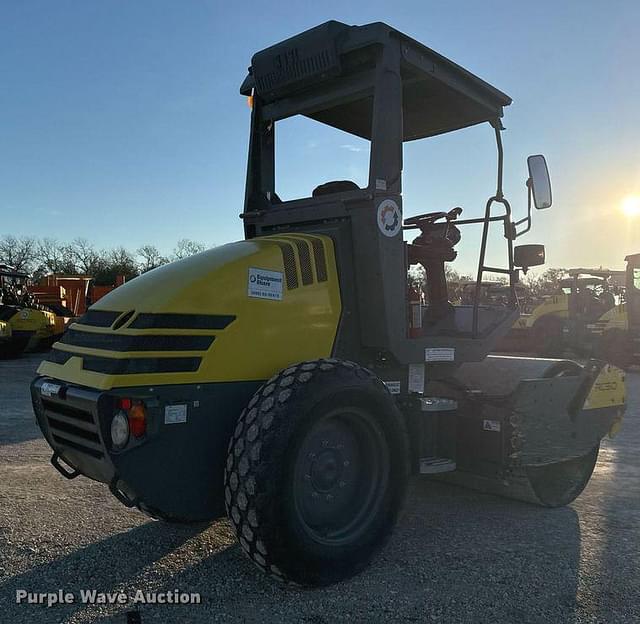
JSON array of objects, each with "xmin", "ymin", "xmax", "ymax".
[{"xmin": 404, "ymin": 207, "xmax": 463, "ymax": 228}]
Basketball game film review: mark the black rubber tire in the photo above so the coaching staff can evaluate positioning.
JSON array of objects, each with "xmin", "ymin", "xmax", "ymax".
[
  {"xmin": 224, "ymin": 358, "xmax": 409, "ymax": 586},
  {"xmin": 526, "ymin": 445, "xmax": 600, "ymax": 507},
  {"xmin": 532, "ymin": 315, "xmax": 565, "ymax": 357}
]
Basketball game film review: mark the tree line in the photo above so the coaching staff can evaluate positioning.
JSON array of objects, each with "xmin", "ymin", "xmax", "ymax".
[
  {"xmin": 410, "ymin": 265, "xmax": 565, "ymax": 301},
  {"xmin": 0, "ymin": 235, "xmax": 207, "ymax": 285},
  {"xmin": 1, "ymin": 233, "xmax": 565, "ymax": 297}
]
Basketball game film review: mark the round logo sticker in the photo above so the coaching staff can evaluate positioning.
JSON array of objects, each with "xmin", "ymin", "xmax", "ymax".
[{"xmin": 377, "ymin": 199, "xmax": 402, "ymax": 237}]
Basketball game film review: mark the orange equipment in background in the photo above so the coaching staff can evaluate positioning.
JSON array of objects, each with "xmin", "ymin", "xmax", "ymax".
[{"xmin": 28, "ymin": 274, "xmax": 126, "ymax": 323}]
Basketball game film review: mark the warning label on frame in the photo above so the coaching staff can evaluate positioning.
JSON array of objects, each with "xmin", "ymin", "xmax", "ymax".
[
  {"xmin": 248, "ymin": 268, "xmax": 284, "ymax": 301},
  {"xmin": 425, "ymin": 347, "xmax": 455, "ymax": 362}
]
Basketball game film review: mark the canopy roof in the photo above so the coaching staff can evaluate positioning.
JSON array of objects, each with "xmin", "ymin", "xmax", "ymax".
[{"xmin": 241, "ymin": 21, "xmax": 512, "ymax": 141}]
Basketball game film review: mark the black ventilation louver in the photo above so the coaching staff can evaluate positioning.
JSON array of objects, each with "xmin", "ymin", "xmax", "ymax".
[
  {"xmin": 276, "ymin": 242, "xmax": 299, "ymax": 290},
  {"xmin": 49, "ymin": 312, "xmax": 234, "ymax": 375},
  {"xmin": 59, "ymin": 329, "xmax": 214, "ymax": 352},
  {"xmin": 310, "ymin": 237, "xmax": 328, "ymax": 282},
  {"xmin": 292, "ymin": 239, "xmax": 314, "ymax": 286},
  {"xmin": 274, "ymin": 236, "xmax": 330, "ymax": 289},
  {"xmin": 76, "ymin": 310, "xmax": 121, "ymax": 328}
]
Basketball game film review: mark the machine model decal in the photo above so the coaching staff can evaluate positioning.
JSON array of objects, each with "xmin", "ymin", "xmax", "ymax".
[
  {"xmin": 425, "ymin": 347, "xmax": 455, "ymax": 362},
  {"xmin": 247, "ymin": 268, "xmax": 284, "ymax": 300},
  {"xmin": 164, "ymin": 404, "xmax": 188, "ymax": 424},
  {"xmin": 377, "ymin": 199, "xmax": 402, "ymax": 237},
  {"xmin": 582, "ymin": 364, "xmax": 625, "ymax": 410}
]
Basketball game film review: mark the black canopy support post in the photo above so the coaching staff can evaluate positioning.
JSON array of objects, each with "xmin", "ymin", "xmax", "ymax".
[
  {"xmin": 368, "ymin": 41, "xmax": 403, "ymax": 195},
  {"xmin": 243, "ymin": 95, "xmax": 259, "ymax": 218},
  {"xmin": 243, "ymin": 96, "xmax": 275, "ymax": 231},
  {"xmin": 351, "ymin": 36, "xmax": 406, "ymax": 353}
]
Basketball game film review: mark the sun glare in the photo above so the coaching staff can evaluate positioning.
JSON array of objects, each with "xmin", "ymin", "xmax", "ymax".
[{"xmin": 621, "ymin": 195, "xmax": 640, "ymax": 217}]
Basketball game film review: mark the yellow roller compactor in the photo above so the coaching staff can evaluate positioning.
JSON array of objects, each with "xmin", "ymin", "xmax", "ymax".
[
  {"xmin": 501, "ymin": 258, "xmax": 639, "ymax": 367},
  {"xmin": 0, "ymin": 265, "xmax": 57, "ymax": 357},
  {"xmin": 32, "ymin": 22, "xmax": 626, "ymax": 586}
]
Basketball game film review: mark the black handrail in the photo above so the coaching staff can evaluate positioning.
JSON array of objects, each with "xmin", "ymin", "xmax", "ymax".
[{"xmin": 472, "ymin": 123, "xmax": 517, "ymax": 337}]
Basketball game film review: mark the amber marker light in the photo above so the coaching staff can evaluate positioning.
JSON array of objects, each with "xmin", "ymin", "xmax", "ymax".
[{"xmin": 128, "ymin": 401, "xmax": 147, "ymax": 438}]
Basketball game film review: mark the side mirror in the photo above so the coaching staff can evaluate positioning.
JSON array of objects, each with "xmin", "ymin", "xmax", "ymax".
[
  {"xmin": 527, "ymin": 155, "xmax": 552, "ymax": 209},
  {"xmin": 514, "ymin": 244, "xmax": 545, "ymax": 274}
]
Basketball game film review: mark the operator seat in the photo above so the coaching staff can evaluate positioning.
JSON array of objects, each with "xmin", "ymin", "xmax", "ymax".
[
  {"xmin": 406, "ymin": 208, "xmax": 463, "ymax": 322},
  {"xmin": 312, "ymin": 180, "xmax": 360, "ymax": 197}
]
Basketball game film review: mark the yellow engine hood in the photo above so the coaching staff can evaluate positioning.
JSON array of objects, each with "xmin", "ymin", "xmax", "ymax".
[{"xmin": 38, "ymin": 234, "xmax": 341, "ymax": 390}]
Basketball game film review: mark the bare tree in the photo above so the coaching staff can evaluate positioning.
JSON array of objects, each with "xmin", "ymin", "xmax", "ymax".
[
  {"xmin": 137, "ymin": 245, "xmax": 169, "ymax": 272},
  {"xmin": 172, "ymin": 239, "xmax": 206, "ymax": 261},
  {"xmin": 68, "ymin": 238, "xmax": 106, "ymax": 275},
  {"xmin": 0, "ymin": 235, "xmax": 38, "ymax": 273},
  {"xmin": 92, "ymin": 246, "xmax": 139, "ymax": 285},
  {"xmin": 408, "ymin": 265, "xmax": 474, "ymax": 293},
  {"xmin": 445, "ymin": 266, "xmax": 473, "ymax": 283},
  {"xmin": 521, "ymin": 267, "xmax": 565, "ymax": 299},
  {"xmin": 408, "ymin": 265, "xmax": 425, "ymax": 291},
  {"xmin": 36, "ymin": 238, "xmax": 76, "ymax": 274},
  {"xmin": 108, "ymin": 246, "xmax": 138, "ymax": 274}
]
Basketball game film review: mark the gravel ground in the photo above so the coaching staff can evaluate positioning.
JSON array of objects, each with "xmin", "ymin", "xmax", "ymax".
[{"xmin": 0, "ymin": 354, "xmax": 638, "ymax": 623}]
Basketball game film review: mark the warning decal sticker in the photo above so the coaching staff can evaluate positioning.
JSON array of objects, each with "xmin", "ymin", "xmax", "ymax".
[
  {"xmin": 425, "ymin": 348, "xmax": 455, "ymax": 362},
  {"xmin": 248, "ymin": 268, "xmax": 284, "ymax": 301},
  {"xmin": 377, "ymin": 199, "xmax": 402, "ymax": 237}
]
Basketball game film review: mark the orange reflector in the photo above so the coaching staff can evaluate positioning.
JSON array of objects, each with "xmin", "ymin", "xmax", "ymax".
[
  {"xmin": 247, "ymin": 95, "xmax": 254, "ymax": 109},
  {"xmin": 128, "ymin": 403, "xmax": 147, "ymax": 438}
]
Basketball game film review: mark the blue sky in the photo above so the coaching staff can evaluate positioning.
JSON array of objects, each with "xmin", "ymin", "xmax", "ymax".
[{"xmin": 2, "ymin": 1, "xmax": 639, "ymax": 274}]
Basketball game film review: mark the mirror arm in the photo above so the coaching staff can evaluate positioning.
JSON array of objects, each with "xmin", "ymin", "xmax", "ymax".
[{"xmin": 513, "ymin": 179, "xmax": 533, "ymax": 238}]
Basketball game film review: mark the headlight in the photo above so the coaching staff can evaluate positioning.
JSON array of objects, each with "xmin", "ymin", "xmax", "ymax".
[{"xmin": 111, "ymin": 411, "xmax": 130, "ymax": 448}]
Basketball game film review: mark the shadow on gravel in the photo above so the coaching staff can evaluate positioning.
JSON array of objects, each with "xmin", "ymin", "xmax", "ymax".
[
  {"xmin": 0, "ymin": 353, "xmax": 44, "ymax": 445},
  {"xmin": 6, "ymin": 485, "xmax": 591, "ymax": 623},
  {"xmin": 137, "ymin": 481, "xmax": 586, "ymax": 623},
  {"xmin": 0, "ymin": 481, "xmax": 586, "ymax": 623},
  {"xmin": 0, "ymin": 520, "xmax": 210, "ymax": 622}
]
